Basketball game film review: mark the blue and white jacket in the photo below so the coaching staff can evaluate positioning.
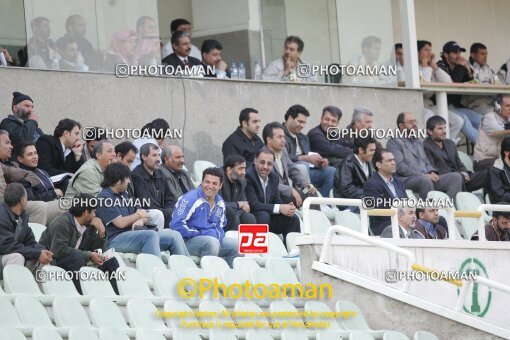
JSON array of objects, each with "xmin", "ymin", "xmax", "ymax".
[{"xmin": 170, "ymin": 186, "xmax": 226, "ymax": 242}]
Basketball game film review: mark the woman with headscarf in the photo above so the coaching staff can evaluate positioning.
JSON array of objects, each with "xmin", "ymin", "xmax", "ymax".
[{"xmin": 102, "ymin": 29, "xmax": 137, "ymax": 72}]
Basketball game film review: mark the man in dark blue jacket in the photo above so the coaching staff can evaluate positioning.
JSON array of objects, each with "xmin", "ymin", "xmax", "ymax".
[
  {"xmin": 363, "ymin": 149, "xmax": 407, "ymax": 236},
  {"xmin": 0, "ymin": 183, "xmax": 53, "ymax": 274},
  {"xmin": 307, "ymin": 105, "xmax": 352, "ymax": 168},
  {"xmin": 171, "ymin": 167, "xmax": 240, "ymax": 266}
]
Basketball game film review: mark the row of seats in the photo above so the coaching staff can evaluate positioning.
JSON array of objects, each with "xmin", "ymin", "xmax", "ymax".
[{"xmin": 0, "ymin": 295, "xmax": 439, "ymax": 340}]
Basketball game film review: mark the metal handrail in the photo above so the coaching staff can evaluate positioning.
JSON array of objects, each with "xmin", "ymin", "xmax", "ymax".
[
  {"xmin": 318, "ymin": 225, "xmax": 416, "ymax": 292},
  {"xmin": 455, "ymin": 276, "xmax": 510, "ymax": 312}
]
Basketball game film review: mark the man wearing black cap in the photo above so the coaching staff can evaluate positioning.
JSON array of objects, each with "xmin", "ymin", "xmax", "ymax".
[
  {"xmin": 437, "ymin": 41, "xmax": 481, "ymax": 144},
  {"xmin": 0, "ymin": 92, "xmax": 43, "ymax": 147}
]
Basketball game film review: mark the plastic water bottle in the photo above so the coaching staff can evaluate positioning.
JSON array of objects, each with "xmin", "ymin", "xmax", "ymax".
[
  {"xmin": 51, "ymin": 57, "xmax": 59, "ymax": 70},
  {"xmin": 254, "ymin": 61, "xmax": 262, "ymax": 80},
  {"xmin": 230, "ymin": 62, "xmax": 238, "ymax": 79},
  {"xmin": 238, "ymin": 62, "xmax": 246, "ymax": 79}
]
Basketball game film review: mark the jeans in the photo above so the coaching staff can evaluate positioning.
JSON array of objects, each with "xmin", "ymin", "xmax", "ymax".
[
  {"xmin": 309, "ymin": 166, "xmax": 336, "ymax": 197},
  {"xmin": 108, "ymin": 229, "xmax": 189, "ymax": 256},
  {"xmin": 450, "ymin": 105, "xmax": 482, "ymax": 144},
  {"xmin": 185, "ymin": 236, "xmax": 240, "ymax": 267}
]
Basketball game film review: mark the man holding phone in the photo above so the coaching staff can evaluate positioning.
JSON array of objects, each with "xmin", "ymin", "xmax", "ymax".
[{"xmin": 39, "ymin": 193, "xmax": 120, "ymax": 294}]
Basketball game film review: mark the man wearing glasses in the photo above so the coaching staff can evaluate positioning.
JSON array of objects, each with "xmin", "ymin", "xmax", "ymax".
[{"xmin": 245, "ymin": 148, "xmax": 300, "ymax": 246}]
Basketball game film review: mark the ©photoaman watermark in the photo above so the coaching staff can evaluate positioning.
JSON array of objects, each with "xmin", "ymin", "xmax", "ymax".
[
  {"xmin": 384, "ymin": 269, "xmax": 477, "ymax": 284},
  {"xmin": 361, "ymin": 197, "xmax": 454, "ymax": 210},
  {"xmin": 82, "ymin": 127, "xmax": 183, "ymax": 141},
  {"xmin": 115, "ymin": 63, "xmax": 214, "ymax": 78},
  {"xmin": 59, "ymin": 196, "xmax": 150, "ymax": 210},
  {"xmin": 296, "ymin": 63, "xmax": 397, "ymax": 79},
  {"xmin": 35, "ymin": 269, "xmax": 126, "ymax": 283},
  {"xmin": 327, "ymin": 127, "xmax": 427, "ymax": 141}
]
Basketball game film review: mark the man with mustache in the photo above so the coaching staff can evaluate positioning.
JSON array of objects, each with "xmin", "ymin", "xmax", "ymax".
[
  {"xmin": 131, "ymin": 143, "xmax": 178, "ymax": 227},
  {"xmin": 161, "ymin": 31, "xmax": 201, "ymax": 71},
  {"xmin": 65, "ymin": 141, "xmax": 117, "ymax": 197},
  {"xmin": 160, "ymin": 145, "xmax": 194, "ymax": 200},
  {"xmin": 0, "ymin": 92, "xmax": 43, "ymax": 146}
]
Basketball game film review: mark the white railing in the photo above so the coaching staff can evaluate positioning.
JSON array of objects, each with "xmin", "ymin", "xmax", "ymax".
[
  {"xmin": 312, "ymin": 224, "xmax": 510, "ymax": 338},
  {"xmin": 318, "ymin": 225, "xmax": 416, "ymax": 292}
]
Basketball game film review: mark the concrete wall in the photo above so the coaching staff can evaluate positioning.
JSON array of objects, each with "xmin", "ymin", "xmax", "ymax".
[
  {"xmin": 0, "ymin": 67, "xmax": 423, "ymax": 168},
  {"xmin": 299, "ymin": 245, "xmax": 503, "ymax": 339}
]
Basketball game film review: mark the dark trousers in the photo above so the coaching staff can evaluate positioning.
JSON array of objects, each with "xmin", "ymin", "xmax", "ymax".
[
  {"xmin": 225, "ymin": 207, "xmax": 257, "ymax": 231},
  {"xmin": 465, "ymin": 169, "xmax": 487, "ymax": 192},
  {"xmin": 56, "ymin": 252, "xmax": 120, "ymax": 295},
  {"xmin": 252, "ymin": 211, "xmax": 300, "ymax": 246},
  {"xmin": 474, "ymin": 158, "xmax": 495, "ymax": 172}
]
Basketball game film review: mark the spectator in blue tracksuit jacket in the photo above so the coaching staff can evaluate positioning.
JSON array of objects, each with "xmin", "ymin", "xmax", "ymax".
[{"xmin": 171, "ymin": 167, "xmax": 241, "ymax": 266}]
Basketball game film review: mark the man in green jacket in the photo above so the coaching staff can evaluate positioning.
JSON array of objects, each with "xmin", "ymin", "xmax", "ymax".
[
  {"xmin": 65, "ymin": 140, "xmax": 116, "ymax": 197},
  {"xmin": 39, "ymin": 193, "xmax": 119, "ymax": 294}
]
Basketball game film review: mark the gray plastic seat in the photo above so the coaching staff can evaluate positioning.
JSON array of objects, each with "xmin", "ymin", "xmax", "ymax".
[{"xmin": 0, "ymin": 327, "xmax": 27, "ymax": 340}]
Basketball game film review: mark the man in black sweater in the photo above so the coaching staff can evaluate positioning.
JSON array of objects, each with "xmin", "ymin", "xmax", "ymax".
[
  {"xmin": 131, "ymin": 143, "xmax": 177, "ymax": 227},
  {"xmin": 220, "ymin": 155, "xmax": 256, "ymax": 231},
  {"xmin": 222, "ymin": 108, "xmax": 264, "ymax": 168},
  {"xmin": 0, "ymin": 92, "xmax": 43, "ymax": 147}
]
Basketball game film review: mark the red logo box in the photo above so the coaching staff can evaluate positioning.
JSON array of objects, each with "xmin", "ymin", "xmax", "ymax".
[{"xmin": 238, "ymin": 224, "xmax": 269, "ymax": 254}]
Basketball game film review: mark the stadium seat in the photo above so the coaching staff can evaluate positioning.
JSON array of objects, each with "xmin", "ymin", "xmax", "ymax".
[
  {"xmin": 126, "ymin": 299, "xmax": 168, "ymax": 330},
  {"xmin": 281, "ymin": 330, "xmax": 308, "ymax": 340},
  {"xmin": 265, "ymin": 257, "xmax": 300, "ymax": 285},
  {"xmin": 0, "ymin": 297, "xmax": 31, "ymax": 334},
  {"xmin": 234, "ymin": 301, "xmax": 271, "ymax": 330},
  {"xmin": 99, "ymin": 328, "xmax": 130, "ymax": 340},
  {"xmin": 250, "ymin": 268, "xmax": 279, "ymax": 295},
  {"xmin": 28, "ymin": 223, "xmax": 46, "ymax": 242},
  {"xmin": 413, "ymin": 331, "xmax": 439, "ymax": 340},
  {"xmin": 335, "ymin": 301, "xmax": 386, "ymax": 338},
  {"xmin": 285, "ymin": 232, "xmax": 301, "ymax": 254},
  {"xmin": 265, "ymin": 232, "xmax": 291, "ymax": 257},
  {"xmin": 79, "ymin": 267, "xmax": 117, "ymax": 297},
  {"xmin": 269, "ymin": 301, "xmax": 305, "ymax": 327},
  {"xmin": 225, "ymin": 230, "xmax": 238, "ymax": 239},
  {"xmin": 163, "ymin": 300, "xmax": 201, "ymax": 331},
  {"xmin": 233, "ymin": 257, "xmax": 260, "ymax": 279},
  {"xmin": 53, "ymin": 297, "xmax": 92, "ymax": 328},
  {"xmin": 317, "ymin": 331, "xmax": 346, "ymax": 340},
  {"xmin": 304, "ymin": 301, "xmax": 345, "ymax": 333},
  {"xmin": 383, "ymin": 331, "xmax": 410, "ymax": 340},
  {"xmin": 113, "ymin": 253, "xmax": 127, "ymax": 267},
  {"xmin": 209, "ymin": 330, "xmax": 238, "ymax": 340},
  {"xmin": 334, "ymin": 210, "xmax": 362, "ymax": 233},
  {"xmin": 306, "ymin": 210, "xmax": 332, "ymax": 235},
  {"xmin": 221, "ymin": 269, "xmax": 247, "ymax": 295},
  {"xmin": 198, "ymin": 300, "xmax": 236, "ymax": 327},
  {"xmin": 169, "ymin": 255, "xmax": 198, "ymax": 278},
  {"xmin": 405, "ymin": 190, "xmax": 418, "ymax": 200},
  {"xmin": 0, "ymin": 327, "xmax": 26, "ymax": 340},
  {"xmin": 173, "ymin": 329, "xmax": 202, "ymax": 340},
  {"xmin": 135, "ymin": 329, "xmax": 166, "ymax": 340},
  {"xmin": 136, "ymin": 253, "xmax": 166, "ymax": 288},
  {"xmin": 193, "ymin": 160, "xmax": 217, "ymax": 182},
  {"xmin": 89, "ymin": 298, "xmax": 132, "ymax": 336},
  {"xmin": 117, "ymin": 267, "xmax": 154, "ymax": 297},
  {"xmin": 32, "ymin": 328, "xmax": 64, "ymax": 340},
  {"xmin": 246, "ymin": 330, "xmax": 274, "ymax": 340},
  {"xmin": 3, "ymin": 265, "xmax": 43, "ymax": 296},
  {"xmin": 457, "ymin": 151, "xmax": 474, "ymax": 172},
  {"xmin": 39, "ymin": 265, "xmax": 80, "ymax": 296},
  {"xmin": 349, "ymin": 332, "xmax": 375, "ymax": 340},
  {"xmin": 68, "ymin": 327, "xmax": 99, "ymax": 340},
  {"xmin": 425, "ymin": 191, "xmax": 450, "ymax": 219},
  {"xmin": 14, "ymin": 296, "xmax": 55, "ymax": 329},
  {"xmin": 200, "ymin": 255, "xmax": 231, "ymax": 279},
  {"xmin": 456, "ymin": 191, "xmax": 491, "ymax": 239},
  {"xmin": 152, "ymin": 267, "xmax": 181, "ymax": 299}
]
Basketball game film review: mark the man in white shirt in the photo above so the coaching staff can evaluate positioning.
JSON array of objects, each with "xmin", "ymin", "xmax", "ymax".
[
  {"xmin": 263, "ymin": 36, "xmax": 315, "ymax": 83},
  {"xmin": 161, "ymin": 19, "xmax": 201, "ymax": 60}
]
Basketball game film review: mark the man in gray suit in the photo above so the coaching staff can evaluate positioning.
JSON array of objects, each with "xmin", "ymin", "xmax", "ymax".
[
  {"xmin": 262, "ymin": 122, "xmax": 316, "ymax": 207},
  {"xmin": 386, "ymin": 112, "xmax": 463, "ymax": 199},
  {"xmin": 160, "ymin": 145, "xmax": 195, "ymax": 200},
  {"xmin": 381, "ymin": 207, "xmax": 424, "ymax": 239}
]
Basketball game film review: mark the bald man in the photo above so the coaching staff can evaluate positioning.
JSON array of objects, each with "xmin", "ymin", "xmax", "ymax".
[{"xmin": 160, "ymin": 145, "xmax": 195, "ymax": 199}]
